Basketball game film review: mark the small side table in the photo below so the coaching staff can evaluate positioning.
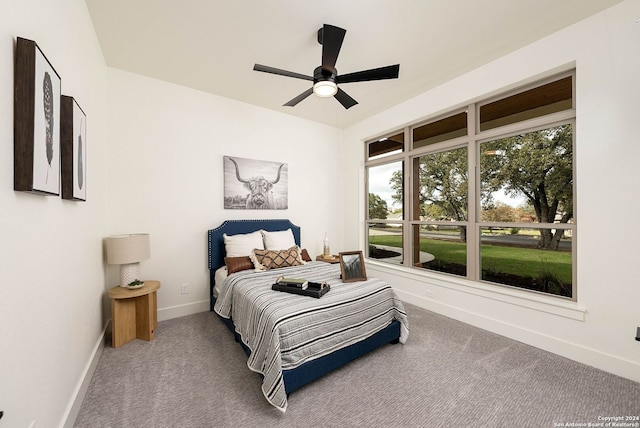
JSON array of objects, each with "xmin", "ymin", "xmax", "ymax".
[
  {"xmin": 316, "ymin": 255, "xmax": 340, "ymax": 264},
  {"xmin": 107, "ymin": 280, "xmax": 160, "ymax": 348}
]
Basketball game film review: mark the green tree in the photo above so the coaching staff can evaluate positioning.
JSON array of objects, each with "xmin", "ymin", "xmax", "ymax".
[
  {"xmin": 391, "ymin": 147, "xmax": 468, "ymax": 241},
  {"xmin": 482, "ymin": 202, "xmax": 516, "ymax": 223},
  {"xmin": 481, "ymin": 124, "xmax": 573, "ymax": 250},
  {"xmin": 422, "ymin": 202, "xmax": 447, "ymax": 220},
  {"xmin": 368, "ymin": 193, "xmax": 388, "ymax": 220}
]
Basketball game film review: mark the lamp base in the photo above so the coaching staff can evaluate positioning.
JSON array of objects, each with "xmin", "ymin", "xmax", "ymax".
[{"xmin": 120, "ymin": 263, "xmax": 141, "ymax": 287}]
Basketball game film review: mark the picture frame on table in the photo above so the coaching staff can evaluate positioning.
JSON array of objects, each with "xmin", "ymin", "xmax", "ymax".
[
  {"xmin": 14, "ymin": 37, "xmax": 62, "ymax": 195},
  {"xmin": 339, "ymin": 251, "xmax": 367, "ymax": 282},
  {"xmin": 61, "ymin": 95, "xmax": 87, "ymax": 201}
]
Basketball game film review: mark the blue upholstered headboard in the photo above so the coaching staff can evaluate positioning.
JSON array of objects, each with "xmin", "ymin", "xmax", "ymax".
[
  {"xmin": 207, "ymin": 218, "xmax": 301, "ymax": 281},
  {"xmin": 207, "ymin": 219, "xmax": 302, "ymax": 309}
]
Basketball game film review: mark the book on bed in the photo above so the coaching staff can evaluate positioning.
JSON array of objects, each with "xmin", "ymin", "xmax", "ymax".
[
  {"xmin": 272, "ymin": 280, "xmax": 330, "ymax": 298},
  {"xmin": 275, "ymin": 276, "xmax": 308, "ymax": 289}
]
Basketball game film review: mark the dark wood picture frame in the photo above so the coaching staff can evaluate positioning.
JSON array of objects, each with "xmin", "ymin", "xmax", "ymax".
[
  {"xmin": 61, "ymin": 96, "xmax": 87, "ymax": 201},
  {"xmin": 14, "ymin": 37, "xmax": 62, "ymax": 195},
  {"xmin": 339, "ymin": 250, "xmax": 367, "ymax": 282}
]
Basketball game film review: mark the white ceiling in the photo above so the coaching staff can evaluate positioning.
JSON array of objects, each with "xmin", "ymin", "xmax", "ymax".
[{"xmin": 85, "ymin": 0, "xmax": 622, "ymax": 129}]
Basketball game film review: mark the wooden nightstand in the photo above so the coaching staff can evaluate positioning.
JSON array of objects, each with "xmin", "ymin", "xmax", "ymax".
[
  {"xmin": 107, "ymin": 280, "xmax": 160, "ymax": 348},
  {"xmin": 316, "ymin": 255, "xmax": 340, "ymax": 263}
]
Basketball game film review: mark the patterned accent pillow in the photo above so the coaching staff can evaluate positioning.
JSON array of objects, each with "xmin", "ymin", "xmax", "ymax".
[{"xmin": 250, "ymin": 246, "xmax": 304, "ymax": 271}]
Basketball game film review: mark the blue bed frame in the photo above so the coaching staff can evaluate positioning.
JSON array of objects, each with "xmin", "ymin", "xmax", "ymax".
[{"xmin": 207, "ymin": 219, "xmax": 401, "ymax": 395}]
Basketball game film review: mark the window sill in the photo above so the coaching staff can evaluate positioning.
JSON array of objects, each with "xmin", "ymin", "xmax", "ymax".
[{"xmin": 365, "ymin": 259, "xmax": 586, "ymax": 321}]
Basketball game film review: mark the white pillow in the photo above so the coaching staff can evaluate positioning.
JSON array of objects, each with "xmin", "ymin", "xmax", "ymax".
[
  {"xmin": 261, "ymin": 228, "xmax": 296, "ymax": 250},
  {"xmin": 223, "ymin": 231, "xmax": 264, "ymax": 257}
]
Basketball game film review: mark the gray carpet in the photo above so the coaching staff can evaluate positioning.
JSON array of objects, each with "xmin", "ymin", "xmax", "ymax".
[{"xmin": 74, "ymin": 303, "xmax": 640, "ymax": 427}]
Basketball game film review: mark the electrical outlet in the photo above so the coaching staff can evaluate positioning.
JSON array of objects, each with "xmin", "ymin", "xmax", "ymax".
[{"xmin": 181, "ymin": 283, "xmax": 189, "ymax": 295}]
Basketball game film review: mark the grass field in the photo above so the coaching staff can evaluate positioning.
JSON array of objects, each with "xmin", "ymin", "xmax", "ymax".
[{"xmin": 369, "ymin": 234, "xmax": 572, "ymax": 286}]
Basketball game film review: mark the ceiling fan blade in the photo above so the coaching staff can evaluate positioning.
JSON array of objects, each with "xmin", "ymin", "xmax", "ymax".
[
  {"xmin": 253, "ymin": 64, "xmax": 313, "ymax": 81},
  {"xmin": 320, "ymin": 24, "xmax": 346, "ymax": 74},
  {"xmin": 337, "ymin": 64, "xmax": 400, "ymax": 84},
  {"xmin": 334, "ymin": 88, "xmax": 358, "ymax": 109},
  {"xmin": 284, "ymin": 88, "xmax": 314, "ymax": 107}
]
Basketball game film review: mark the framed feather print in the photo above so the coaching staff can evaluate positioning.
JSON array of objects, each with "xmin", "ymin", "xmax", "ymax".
[
  {"xmin": 14, "ymin": 37, "xmax": 62, "ymax": 195},
  {"xmin": 61, "ymin": 96, "xmax": 87, "ymax": 201}
]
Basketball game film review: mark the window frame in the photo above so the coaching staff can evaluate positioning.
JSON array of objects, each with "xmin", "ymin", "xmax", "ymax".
[{"xmin": 364, "ymin": 71, "xmax": 576, "ymax": 301}]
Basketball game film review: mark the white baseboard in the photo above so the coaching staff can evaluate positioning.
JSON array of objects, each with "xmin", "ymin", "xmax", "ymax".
[
  {"xmin": 157, "ymin": 299, "xmax": 210, "ymax": 322},
  {"xmin": 61, "ymin": 320, "xmax": 109, "ymax": 428},
  {"xmin": 396, "ymin": 289, "xmax": 640, "ymax": 384}
]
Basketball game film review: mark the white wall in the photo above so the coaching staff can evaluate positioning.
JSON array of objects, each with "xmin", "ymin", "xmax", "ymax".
[
  {"xmin": 106, "ymin": 69, "xmax": 344, "ymax": 320},
  {"xmin": 342, "ymin": 0, "xmax": 640, "ymax": 383},
  {"xmin": 0, "ymin": 0, "xmax": 108, "ymax": 427}
]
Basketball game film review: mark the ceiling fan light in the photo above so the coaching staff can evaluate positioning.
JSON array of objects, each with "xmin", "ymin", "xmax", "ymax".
[{"xmin": 313, "ymin": 80, "xmax": 337, "ymax": 97}]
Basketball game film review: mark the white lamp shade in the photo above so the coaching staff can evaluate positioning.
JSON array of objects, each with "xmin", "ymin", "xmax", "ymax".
[{"xmin": 105, "ymin": 234, "xmax": 150, "ymax": 265}]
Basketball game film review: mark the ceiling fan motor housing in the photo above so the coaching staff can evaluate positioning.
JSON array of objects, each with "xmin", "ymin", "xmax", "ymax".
[
  {"xmin": 313, "ymin": 66, "xmax": 338, "ymax": 97},
  {"xmin": 313, "ymin": 66, "xmax": 337, "ymax": 84}
]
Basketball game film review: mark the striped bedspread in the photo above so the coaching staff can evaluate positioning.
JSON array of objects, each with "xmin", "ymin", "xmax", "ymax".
[{"xmin": 214, "ymin": 261, "xmax": 409, "ymax": 412}]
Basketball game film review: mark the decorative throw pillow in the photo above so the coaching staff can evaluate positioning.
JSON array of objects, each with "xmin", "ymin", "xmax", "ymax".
[
  {"xmin": 250, "ymin": 246, "xmax": 304, "ymax": 271},
  {"xmin": 225, "ymin": 256, "xmax": 254, "ymax": 274},
  {"xmin": 261, "ymin": 229, "xmax": 296, "ymax": 250},
  {"xmin": 223, "ymin": 231, "xmax": 264, "ymax": 257},
  {"xmin": 301, "ymin": 248, "xmax": 312, "ymax": 262}
]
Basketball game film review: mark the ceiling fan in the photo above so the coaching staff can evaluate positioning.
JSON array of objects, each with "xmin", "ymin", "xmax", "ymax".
[{"xmin": 253, "ymin": 24, "xmax": 400, "ymax": 109}]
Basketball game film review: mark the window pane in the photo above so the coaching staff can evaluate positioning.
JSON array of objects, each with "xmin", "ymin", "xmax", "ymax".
[
  {"xmin": 413, "ymin": 112, "xmax": 467, "ymax": 149},
  {"xmin": 414, "ymin": 147, "xmax": 468, "ymax": 221},
  {"xmin": 480, "ymin": 124, "xmax": 573, "ymax": 225},
  {"xmin": 479, "ymin": 76, "xmax": 572, "ymax": 131},
  {"xmin": 480, "ymin": 227, "xmax": 572, "ymax": 297},
  {"xmin": 368, "ymin": 161, "xmax": 403, "ymax": 220},
  {"xmin": 412, "ymin": 224, "xmax": 467, "ymax": 276},
  {"xmin": 368, "ymin": 223, "xmax": 403, "ymax": 264},
  {"xmin": 368, "ymin": 131, "xmax": 404, "ymax": 160}
]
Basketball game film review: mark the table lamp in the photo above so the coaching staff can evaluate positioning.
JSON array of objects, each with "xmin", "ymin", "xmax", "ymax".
[{"xmin": 105, "ymin": 233, "xmax": 150, "ymax": 287}]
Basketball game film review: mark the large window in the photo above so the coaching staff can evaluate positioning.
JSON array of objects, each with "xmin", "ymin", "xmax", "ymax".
[{"xmin": 365, "ymin": 72, "xmax": 576, "ymax": 299}]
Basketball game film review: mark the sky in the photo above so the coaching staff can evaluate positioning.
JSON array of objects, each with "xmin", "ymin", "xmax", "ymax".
[{"xmin": 368, "ymin": 161, "xmax": 402, "ymax": 210}]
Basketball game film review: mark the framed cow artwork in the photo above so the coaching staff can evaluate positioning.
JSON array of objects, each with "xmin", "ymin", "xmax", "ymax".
[{"xmin": 223, "ymin": 156, "xmax": 288, "ymax": 210}]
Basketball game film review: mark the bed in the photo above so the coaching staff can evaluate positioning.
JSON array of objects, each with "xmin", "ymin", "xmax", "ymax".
[{"xmin": 207, "ymin": 219, "xmax": 409, "ymax": 412}]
